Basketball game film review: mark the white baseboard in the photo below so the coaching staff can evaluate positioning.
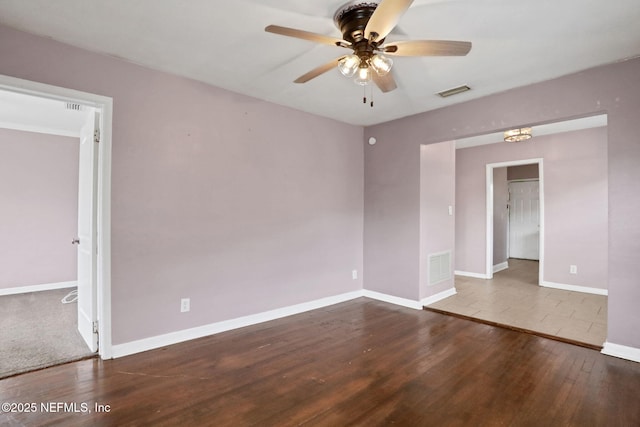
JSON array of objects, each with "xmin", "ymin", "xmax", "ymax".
[
  {"xmin": 493, "ymin": 261, "xmax": 509, "ymax": 273},
  {"xmin": 540, "ymin": 280, "xmax": 608, "ymax": 296},
  {"xmin": 454, "ymin": 270, "xmax": 489, "ymax": 279},
  {"xmin": 0, "ymin": 281, "xmax": 77, "ymax": 296},
  {"xmin": 362, "ymin": 289, "xmax": 423, "ymax": 310},
  {"xmin": 421, "ymin": 288, "xmax": 457, "ymax": 306},
  {"xmin": 111, "ymin": 287, "xmax": 449, "ymax": 359},
  {"xmin": 111, "ymin": 290, "xmax": 364, "ymax": 358},
  {"xmin": 601, "ymin": 342, "xmax": 640, "ymax": 363}
]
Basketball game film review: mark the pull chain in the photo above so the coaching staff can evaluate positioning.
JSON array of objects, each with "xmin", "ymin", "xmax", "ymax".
[
  {"xmin": 370, "ymin": 85, "xmax": 374, "ymax": 108},
  {"xmin": 362, "ymin": 85, "xmax": 375, "ymax": 108}
]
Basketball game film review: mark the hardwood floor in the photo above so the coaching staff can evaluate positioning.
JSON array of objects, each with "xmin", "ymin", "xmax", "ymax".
[{"xmin": 1, "ymin": 298, "xmax": 639, "ymax": 426}]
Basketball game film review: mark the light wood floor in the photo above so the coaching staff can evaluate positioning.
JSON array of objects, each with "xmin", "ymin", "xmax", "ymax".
[
  {"xmin": 426, "ymin": 259, "xmax": 607, "ymax": 348},
  {"xmin": 1, "ymin": 298, "xmax": 638, "ymax": 426}
]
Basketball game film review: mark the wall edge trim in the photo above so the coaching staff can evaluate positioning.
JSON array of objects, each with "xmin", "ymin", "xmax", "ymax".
[
  {"xmin": 601, "ymin": 342, "xmax": 640, "ymax": 363},
  {"xmin": 454, "ymin": 270, "xmax": 489, "ymax": 279},
  {"xmin": 111, "ymin": 290, "xmax": 364, "ymax": 358},
  {"xmin": 0, "ymin": 281, "xmax": 77, "ymax": 296},
  {"xmin": 112, "ymin": 288, "xmax": 434, "ymax": 358},
  {"xmin": 492, "ymin": 261, "xmax": 509, "ymax": 273},
  {"xmin": 540, "ymin": 280, "xmax": 608, "ymax": 296},
  {"xmin": 362, "ymin": 290, "xmax": 423, "ymax": 310},
  {"xmin": 420, "ymin": 287, "xmax": 457, "ymax": 306}
]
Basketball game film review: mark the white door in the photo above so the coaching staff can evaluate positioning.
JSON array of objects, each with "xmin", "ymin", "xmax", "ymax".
[
  {"xmin": 76, "ymin": 110, "xmax": 99, "ymax": 352},
  {"xmin": 508, "ymin": 180, "xmax": 539, "ymax": 260}
]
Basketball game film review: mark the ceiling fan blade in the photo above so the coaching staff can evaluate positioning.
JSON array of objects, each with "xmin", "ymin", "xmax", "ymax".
[
  {"xmin": 364, "ymin": 0, "xmax": 414, "ymax": 43},
  {"xmin": 372, "ymin": 72, "xmax": 398, "ymax": 93},
  {"xmin": 265, "ymin": 25, "xmax": 350, "ymax": 48},
  {"xmin": 383, "ymin": 40, "xmax": 472, "ymax": 56},
  {"xmin": 294, "ymin": 57, "xmax": 346, "ymax": 83}
]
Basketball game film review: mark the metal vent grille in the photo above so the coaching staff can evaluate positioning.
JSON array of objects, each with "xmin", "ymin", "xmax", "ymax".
[
  {"xmin": 437, "ymin": 85, "xmax": 471, "ymax": 98},
  {"xmin": 428, "ymin": 251, "xmax": 452, "ymax": 285},
  {"xmin": 65, "ymin": 102, "xmax": 83, "ymax": 111}
]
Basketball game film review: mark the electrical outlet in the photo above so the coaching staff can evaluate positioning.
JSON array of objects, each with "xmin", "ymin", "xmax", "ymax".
[
  {"xmin": 448, "ymin": 205, "xmax": 453, "ymax": 216},
  {"xmin": 569, "ymin": 265, "xmax": 577, "ymax": 274},
  {"xmin": 180, "ymin": 298, "xmax": 190, "ymax": 313},
  {"xmin": 352, "ymin": 269, "xmax": 358, "ymax": 280}
]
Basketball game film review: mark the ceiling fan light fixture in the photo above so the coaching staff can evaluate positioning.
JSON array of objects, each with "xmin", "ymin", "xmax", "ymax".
[
  {"xmin": 370, "ymin": 54, "xmax": 393, "ymax": 76},
  {"xmin": 504, "ymin": 127, "xmax": 533, "ymax": 142},
  {"xmin": 354, "ymin": 65, "xmax": 372, "ymax": 85},
  {"xmin": 265, "ymin": 0, "xmax": 473, "ymax": 104},
  {"xmin": 338, "ymin": 54, "xmax": 361, "ymax": 77}
]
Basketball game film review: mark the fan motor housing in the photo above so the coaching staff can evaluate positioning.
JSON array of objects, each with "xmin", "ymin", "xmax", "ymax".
[{"xmin": 333, "ymin": 1, "xmax": 383, "ymax": 44}]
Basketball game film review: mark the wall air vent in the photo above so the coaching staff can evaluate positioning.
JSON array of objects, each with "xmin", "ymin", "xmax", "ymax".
[
  {"xmin": 65, "ymin": 102, "xmax": 83, "ymax": 111},
  {"xmin": 428, "ymin": 251, "xmax": 452, "ymax": 285},
  {"xmin": 437, "ymin": 85, "xmax": 471, "ymax": 98}
]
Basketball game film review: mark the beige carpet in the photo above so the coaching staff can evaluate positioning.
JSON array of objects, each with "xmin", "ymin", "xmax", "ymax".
[{"xmin": 0, "ymin": 288, "xmax": 95, "ymax": 379}]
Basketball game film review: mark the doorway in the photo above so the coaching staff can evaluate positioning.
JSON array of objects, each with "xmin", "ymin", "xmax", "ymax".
[
  {"xmin": 429, "ymin": 118, "xmax": 609, "ymax": 349},
  {"xmin": 0, "ymin": 74, "xmax": 113, "ymax": 364},
  {"xmin": 486, "ymin": 158, "xmax": 544, "ymax": 282}
]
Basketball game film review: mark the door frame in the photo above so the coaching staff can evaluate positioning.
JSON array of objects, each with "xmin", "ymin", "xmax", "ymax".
[
  {"xmin": 0, "ymin": 74, "xmax": 113, "ymax": 359},
  {"xmin": 485, "ymin": 158, "xmax": 544, "ymax": 282}
]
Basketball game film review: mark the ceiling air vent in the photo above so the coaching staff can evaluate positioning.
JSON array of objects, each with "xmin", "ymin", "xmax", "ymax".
[
  {"xmin": 65, "ymin": 102, "xmax": 83, "ymax": 111},
  {"xmin": 437, "ymin": 85, "xmax": 471, "ymax": 98}
]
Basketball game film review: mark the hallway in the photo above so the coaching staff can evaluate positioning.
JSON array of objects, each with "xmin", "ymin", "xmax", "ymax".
[{"xmin": 425, "ymin": 259, "xmax": 607, "ymax": 348}]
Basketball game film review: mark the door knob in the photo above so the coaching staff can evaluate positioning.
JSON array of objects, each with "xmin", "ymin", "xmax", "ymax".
[{"xmin": 72, "ymin": 238, "xmax": 80, "ymax": 245}]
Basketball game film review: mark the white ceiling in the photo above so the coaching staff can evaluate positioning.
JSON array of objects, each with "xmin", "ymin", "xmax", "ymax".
[{"xmin": 0, "ymin": 0, "xmax": 639, "ymax": 126}]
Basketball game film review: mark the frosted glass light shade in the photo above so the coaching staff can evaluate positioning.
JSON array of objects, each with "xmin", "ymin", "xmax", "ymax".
[{"xmin": 338, "ymin": 55, "xmax": 361, "ymax": 77}]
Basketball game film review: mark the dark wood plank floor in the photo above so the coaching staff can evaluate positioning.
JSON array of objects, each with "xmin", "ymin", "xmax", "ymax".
[{"xmin": 1, "ymin": 298, "xmax": 639, "ymax": 426}]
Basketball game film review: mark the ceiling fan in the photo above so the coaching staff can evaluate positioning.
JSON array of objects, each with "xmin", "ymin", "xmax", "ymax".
[{"xmin": 265, "ymin": 0, "xmax": 471, "ymax": 96}]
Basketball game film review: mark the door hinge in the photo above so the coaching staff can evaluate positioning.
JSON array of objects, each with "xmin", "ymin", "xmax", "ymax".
[
  {"xmin": 94, "ymin": 128, "xmax": 100, "ymax": 144},
  {"xmin": 93, "ymin": 320, "xmax": 99, "ymax": 334}
]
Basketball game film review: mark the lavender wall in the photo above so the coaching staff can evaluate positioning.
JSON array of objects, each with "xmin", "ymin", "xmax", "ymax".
[
  {"xmin": 0, "ymin": 24, "xmax": 364, "ymax": 345},
  {"xmin": 544, "ymin": 129, "xmax": 608, "ymax": 289},
  {"xmin": 0, "ymin": 128, "xmax": 78, "ymax": 289},
  {"xmin": 492, "ymin": 168, "xmax": 509, "ymax": 267},
  {"xmin": 508, "ymin": 164, "xmax": 539, "ymax": 181},
  {"xmin": 456, "ymin": 127, "xmax": 608, "ymax": 290},
  {"xmin": 419, "ymin": 141, "xmax": 455, "ymax": 300},
  {"xmin": 364, "ymin": 130, "xmax": 420, "ymax": 300},
  {"xmin": 365, "ymin": 58, "xmax": 640, "ymax": 349},
  {"xmin": 2, "ymin": 23, "xmax": 638, "ymax": 352}
]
